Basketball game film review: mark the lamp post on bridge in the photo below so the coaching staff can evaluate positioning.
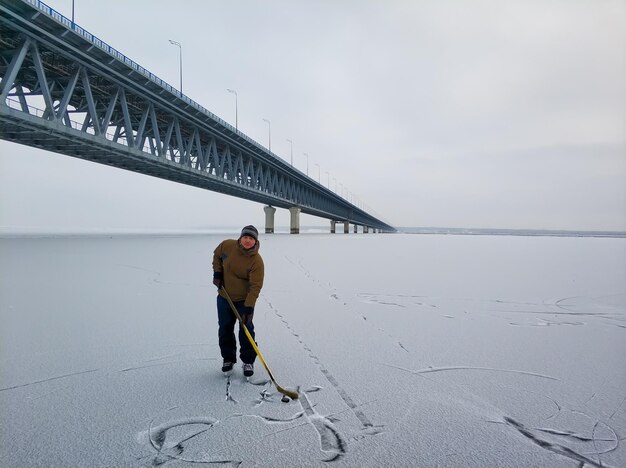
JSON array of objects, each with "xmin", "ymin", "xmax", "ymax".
[
  {"xmin": 262, "ymin": 118, "xmax": 271, "ymax": 152},
  {"xmin": 314, "ymin": 163, "xmax": 320, "ymax": 183},
  {"xmin": 168, "ymin": 40, "xmax": 183, "ymax": 93},
  {"xmin": 227, "ymin": 89, "xmax": 238, "ymax": 130},
  {"xmin": 286, "ymin": 139, "xmax": 293, "ymax": 165},
  {"xmin": 303, "ymin": 152, "xmax": 309, "ymax": 176}
]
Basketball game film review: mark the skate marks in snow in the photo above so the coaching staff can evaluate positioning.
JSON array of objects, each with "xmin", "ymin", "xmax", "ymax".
[
  {"xmin": 225, "ymin": 373, "xmax": 237, "ymax": 404},
  {"xmin": 299, "ymin": 390, "xmax": 347, "ymax": 462},
  {"xmin": 503, "ymin": 416, "xmax": 620, "ymax": 468},
  {"xmin": 0, "ymin": 367, "xmax": 100, "ymax": 392},
  {"xmin": 507, "ymin": 317, "xmax": 585, "ymax": 327},
  {"xmin": 554, "ymin": 294, "xmax": 626, "ymax": 328},
  {"xmin": 252, "ymin": 389, "xmax": 348, "ymax": 461},
  {"xmin": 389, "ymin": 363, "xmax": 624, "ymax": 467},
  {"xmin": 262, "ymin": 296, "xmax": 380, "ymax": 432},
  {"xmin": 494, "ymin": 294, "xmax": 626, "ymax": 329},
  {"xmin": 385, "ymin": 364, "xmax": 559, "ymax": 381},
  {"xmin": 142, "ymin": 416, "xmax": 237, "ymax": 467},
  {"xmin": 251, "ymin": 385, "xmax": 274, "ymax": 407},
  {"xmin": 120, "ymin": 358, "xmax": 216, "ymax": 373},
  {"xmin": 357, "ymin": 293, "xmax": 626, "ymax": 328},
  {"xmin": 358, "ymin": 293, "xmax": 432, "ymax": 309},
  {"xmin": 139, "ymin": 405, "xmax": 284, "ymax": 465},
  {"xmin": 1, "ymin": 348, "xmax": 216, "ymax": 393},
  {"xmin": 224, "ymin": 371, "xmax": 273, "ymax": 407}
]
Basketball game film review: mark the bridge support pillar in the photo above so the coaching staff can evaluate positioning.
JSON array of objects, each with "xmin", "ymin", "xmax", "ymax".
[
  {"xmin": 344, "ymin": 221, "xmax": 350, "ymax": 234},
  {"xmin": 264, "ymin": 205, "xmax": 276, "ymax": 234},
  {"xmin": 330, "ymin": 220, "xmax": 336, "ymax": 234},
  {"xmin": 354, "ymin": 224, "xmax": 358, "ymax": 234},
  {"xmin": 364, "ymin": 226, "xmax": 369, "ymax": 234},
  {"xmin": 289, "ymin": 206, "xmax": 301, "ymax": 234}
]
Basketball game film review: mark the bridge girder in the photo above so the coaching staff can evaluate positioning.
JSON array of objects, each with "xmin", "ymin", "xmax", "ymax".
[{"xmin": 0, "ymin": 0, "xmax": 395, "ymax": 232}]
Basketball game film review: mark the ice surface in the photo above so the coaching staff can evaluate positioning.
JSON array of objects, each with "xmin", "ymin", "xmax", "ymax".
[{"xmin": 1, "ymin": 233, "xmax": 624, "ymax": 467}]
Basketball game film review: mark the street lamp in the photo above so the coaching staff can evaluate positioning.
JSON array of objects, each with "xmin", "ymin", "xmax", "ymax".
[
  {"xmin": 262, "ymin": 118, "xmax": 271, "ymax": 152},
  {"xmin": 227, "ymin": 89, "xmax": 238, "ymax": 130},
  {"xmin": 168, "ymin": 40, "xmax": 183, "ymax": 93},
  {"xmin": 314, "ymin": 163, "xmax": 320, "ymax": 183},
  {"xmin": 286, "ymin": 139, "xmax": 293, "ymax": 165},
  {"xmin": 303, "ymin": 152, "xmax": 309, "ymax": 176},
  {"xmin": 71, "ymin": 0, "xmax": 75, "ymax": 25}
]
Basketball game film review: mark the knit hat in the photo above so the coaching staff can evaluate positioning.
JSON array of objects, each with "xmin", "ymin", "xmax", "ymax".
[{"xmin": 240, "ymin": 225, "xmax": 259, "ymax": 241}]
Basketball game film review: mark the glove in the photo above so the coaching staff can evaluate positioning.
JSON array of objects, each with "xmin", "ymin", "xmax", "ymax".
[
  {"xmin": 213, "ymin": 271, "xmax": 223, "ymax": 289},
  {"xmin": 241, "ymin": 308, "xmax": 254, "ymax": 325},
  {"xmin": 235, "ymin": 301, "xmax": 254, "ymax": 324}
]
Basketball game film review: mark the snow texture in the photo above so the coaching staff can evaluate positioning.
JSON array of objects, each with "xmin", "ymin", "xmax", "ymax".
[{"xmin": 1, "ymin": 233, "xmax": 625, "ymax": 467}]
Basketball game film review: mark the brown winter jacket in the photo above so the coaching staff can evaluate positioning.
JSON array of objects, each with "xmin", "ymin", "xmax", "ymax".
[{"xmin": 212, "ymin": 239, "xmax": 264, "ymax": 307}]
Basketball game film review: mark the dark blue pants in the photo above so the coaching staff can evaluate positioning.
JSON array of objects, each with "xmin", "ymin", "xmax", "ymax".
[{"xmin": 217, "ymin": 295, "xmax": 256, "ymax": 364}]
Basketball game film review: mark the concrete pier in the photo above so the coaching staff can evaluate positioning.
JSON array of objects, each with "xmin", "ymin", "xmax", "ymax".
[
  {"xmin": 330, "ymin": 220, "xmax": 336, "ymax": 234},
  {"xmin": 289, "ymin": 206, "xmax": 301, "ymax": 234},
  {"xmin": 344, "ymin": 221, "xmax": 350, "ymax": 233},
  {"xmin": 264, "ymin": 205, "xmax": 276, "ymax": 233},
  {"xmin": 354, "ymin": 224, "xmax": 358, "ymax": 233}
]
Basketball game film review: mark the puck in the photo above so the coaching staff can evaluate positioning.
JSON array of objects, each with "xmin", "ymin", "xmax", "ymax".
[{"xmin": 281, "ymin": 395, "xmax": 290, "ymax": 403}]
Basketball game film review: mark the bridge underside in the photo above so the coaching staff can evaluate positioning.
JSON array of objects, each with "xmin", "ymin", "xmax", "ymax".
[
  {"xmin": 0, "ymin": 105, "xmax": 319, "ymax": 215},
  {"xmin": 0, "ymin": 0, "xmax": 395, "ymax": 232}
]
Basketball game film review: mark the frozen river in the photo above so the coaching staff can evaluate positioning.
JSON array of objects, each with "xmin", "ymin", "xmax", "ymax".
[{"xmin": 1, "ymin": 232, "xmax": 625, "ymax": 467}]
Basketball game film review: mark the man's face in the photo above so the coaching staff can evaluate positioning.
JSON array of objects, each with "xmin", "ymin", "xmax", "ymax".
[{"xmin": 240, "ymin": 235, "xmax": 256, "ymax": 249}]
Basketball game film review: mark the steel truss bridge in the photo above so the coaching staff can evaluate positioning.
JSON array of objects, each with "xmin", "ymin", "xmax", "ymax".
[{"xmin": 0, "ymin": 0, "xmax": 395, "ymax": 233}]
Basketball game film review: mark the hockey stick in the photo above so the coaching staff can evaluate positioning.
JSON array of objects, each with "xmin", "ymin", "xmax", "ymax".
[{"xmin": 220, "ymin": 287, "xmax": 299, "ymax": 400}]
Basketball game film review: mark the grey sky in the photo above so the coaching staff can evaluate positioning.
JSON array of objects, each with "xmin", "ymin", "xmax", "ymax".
[{"xmin": 1, "ymin": 0, "xmax": 624, "ymax": 231}]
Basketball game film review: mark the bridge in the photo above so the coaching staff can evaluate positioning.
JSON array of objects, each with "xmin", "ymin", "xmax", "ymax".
[{"xmin": 0, "ymin": 0, "xmax": 395, "ymax": 234}]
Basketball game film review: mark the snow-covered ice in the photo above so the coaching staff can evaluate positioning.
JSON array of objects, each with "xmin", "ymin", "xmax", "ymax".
[{"xmin": 1, "ymin": 233, "xmax": 624, "ymax": 467}]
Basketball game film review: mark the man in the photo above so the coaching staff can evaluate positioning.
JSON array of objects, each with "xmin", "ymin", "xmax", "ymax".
[{"xmin": 212, "ymin": 225, "xmax": 264, "ymax": 376}]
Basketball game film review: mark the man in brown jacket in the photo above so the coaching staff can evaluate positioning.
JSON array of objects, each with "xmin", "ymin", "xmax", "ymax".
[{"xmin": 212, "ymin": 225, "xmax": 265, "ymax": 376}]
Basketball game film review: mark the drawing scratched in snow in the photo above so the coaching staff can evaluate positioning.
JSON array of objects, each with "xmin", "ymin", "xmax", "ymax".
[{"xmin": 139, "ymin": 384, "xmax": 352, "ymax": 466}]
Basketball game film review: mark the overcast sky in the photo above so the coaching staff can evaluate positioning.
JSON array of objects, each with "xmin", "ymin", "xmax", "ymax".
[{"xmin": 1, "ymin": 0, "xmax": 624, "ymax": 231}]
